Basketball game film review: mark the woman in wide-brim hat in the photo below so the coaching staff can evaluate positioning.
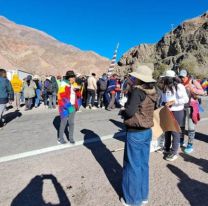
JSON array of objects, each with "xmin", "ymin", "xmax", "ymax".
[{"xmin": 120, "ymin": 65, "xmax": 157, "ymax": 206}]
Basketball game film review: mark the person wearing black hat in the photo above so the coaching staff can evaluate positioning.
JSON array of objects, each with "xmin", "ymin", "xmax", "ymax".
[{"xmin": 57, "ymin": 70, "xmax": 82, "ymax": 144}]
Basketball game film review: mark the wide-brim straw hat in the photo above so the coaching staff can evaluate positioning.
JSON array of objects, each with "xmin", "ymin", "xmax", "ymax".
[{"xmin": 129, "ymin": 65, "xmax": 156, "ymax": 83}]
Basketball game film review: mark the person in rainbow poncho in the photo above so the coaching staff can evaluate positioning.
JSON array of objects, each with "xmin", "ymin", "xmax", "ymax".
[
  {"xmin": 57, "ymin": 70, "xmax": 82, "ymax": 144},
  {"xmin": 201, "ymin": 78, "xmax": 208, "ymax": 95}
]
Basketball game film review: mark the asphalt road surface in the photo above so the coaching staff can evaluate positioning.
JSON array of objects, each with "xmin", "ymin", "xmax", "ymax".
[{"xmin": 0, "ymin": 104, "xmax": 208, "ymax": 206}]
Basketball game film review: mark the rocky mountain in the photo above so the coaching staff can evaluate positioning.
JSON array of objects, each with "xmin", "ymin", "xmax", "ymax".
[
  {"xmin": 116, "ymin": 12, "xmax": 208, "ymax": 78},
  {"xmin": 0, "ymin": 16, "xmax": 110, "ymax": 75}
]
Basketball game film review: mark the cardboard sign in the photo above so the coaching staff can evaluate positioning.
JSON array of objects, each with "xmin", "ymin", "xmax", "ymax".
[{"xmin": 152, "ymin": 106, "xmax": 181, "ymax": 141}]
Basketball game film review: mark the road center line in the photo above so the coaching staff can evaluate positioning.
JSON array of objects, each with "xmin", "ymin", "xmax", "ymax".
[{"xmin": 0, "ymin": 117, "xmax": 207, "ymax": 164}]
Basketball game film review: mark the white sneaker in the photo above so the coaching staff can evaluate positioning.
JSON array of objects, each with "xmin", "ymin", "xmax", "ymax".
[
  {"xmin": 142, "ymin": 200, "xmax": 148, "ymax": 204},
  {"xmin": 57, "ymin": 139, "xmax": 66, "ymax": 144},
  {"xmin": 91, "ymin": 106, "xmax": 97, "ymax": 110},
  {"xmin": 85, "ymin": 106, "xmax": 90, "ymax": 109},
  {"xmin": 166, "ymin": 153, "xmax": 178, "ymax": 161}
]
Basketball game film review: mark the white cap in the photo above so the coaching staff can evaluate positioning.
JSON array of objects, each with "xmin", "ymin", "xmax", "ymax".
[{"xmin": 165, "ymin": 70, "xmax": 176, "ymax": 78}]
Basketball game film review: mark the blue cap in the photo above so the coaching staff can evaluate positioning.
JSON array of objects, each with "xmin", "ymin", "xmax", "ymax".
[{"xmin": 179, "ymin": 69, "xmax": 187, "ymax": 77}]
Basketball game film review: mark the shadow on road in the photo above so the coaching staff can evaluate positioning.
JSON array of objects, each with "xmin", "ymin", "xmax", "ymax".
[
  {"xmin": 81, "ymin": 129, "xmax": 123, "ymax": 197},
  {"xmin": 195, "ymin": 132, "xmax": 208, "ymax": 143},
  {"xmin": 180, "ymin": 153, "xmax": 208, "ymax": 173},
  {"xmin": 5, "ymin": 105, "xmax": 13, "ymax": 111},
  {"xmin": 109, "ymin": 119, "xmax": 126, "ymax": 143},
  {"xmin": 3, "ymin": 110, "xmax": 22, "ymax": 124},
  {"xmin": 53, "ymin": 116, "xmax": 69, "ymax": 140},
  {"xmin": 109, "ymin": 118, "xmax": 125, "ymax": 131},
  {"xmin": 167, "ymin": 164, "xmax": 208, "ymax": 206},
  {"xmin": 11, "ymin": 174, "xmax": 70, "ymax": 206}
]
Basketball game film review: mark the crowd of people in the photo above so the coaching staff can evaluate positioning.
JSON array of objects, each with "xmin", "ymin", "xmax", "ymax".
[
  {"xmin": 0, "ymin": 70, "xmax": 129, "ymax": 113},
  {"xmin": 0, "ymin": 65, "xmax": 207, "ymax": 206}
]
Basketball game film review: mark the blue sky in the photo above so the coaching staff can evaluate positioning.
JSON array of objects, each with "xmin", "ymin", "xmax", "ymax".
[{"xmin": 0, "ymin": 0, "xmax": 207, "ymax": 59}]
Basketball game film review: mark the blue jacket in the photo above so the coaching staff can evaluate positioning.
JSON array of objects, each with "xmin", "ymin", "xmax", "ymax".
[
  {"xmin": 0, "ymin": 77, "xmax": 14, "ymax": 104},
  {"xmin": 106, "ymin": 78, "xmax": 116, "ymax": 92}
]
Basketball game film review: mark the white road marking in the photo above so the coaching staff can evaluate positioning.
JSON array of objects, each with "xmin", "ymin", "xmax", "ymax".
[
  {"xmin": 0, "ymin": 132, "xmax": 126, "ymax": 163},
  {"xmin": 0, "ymin": 117, "xmax": 207, "ymax": 164}
]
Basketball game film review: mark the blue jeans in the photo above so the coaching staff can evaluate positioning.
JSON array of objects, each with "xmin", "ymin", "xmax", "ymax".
[
  {"xmin": 122, "ymin": 129, "xmax": 152, "ymax": 206},
  {"xmin": 35, "ymin": 89, "xmax": 41, "ymax": 107},
  {"xmin": 104, "ymin": 91, "xmax": 110, "ymax": 105}
]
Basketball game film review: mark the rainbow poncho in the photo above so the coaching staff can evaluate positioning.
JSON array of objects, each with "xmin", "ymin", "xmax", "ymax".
[
  {"xmin": 201, "ymin": 80, "xmax": 208, "ymax": 92},
  {"xmin": 58, "ymin": 80, "xmax": 81, "ymax": 119}
]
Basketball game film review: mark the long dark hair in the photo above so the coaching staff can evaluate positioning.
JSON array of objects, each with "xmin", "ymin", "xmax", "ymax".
[{"xmin": 162, "ymin": 77, "xmax": 179, "ymax": 94}]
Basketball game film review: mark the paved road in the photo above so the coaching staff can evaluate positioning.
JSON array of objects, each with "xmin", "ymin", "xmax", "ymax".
[
  {"xmin": 0, "ymin": 121, "xmax": 207, "ymax": 206},
  {"xmin": 0, "ymin": 102, "xmax": 208, "ymax": 206},
  {"xmin": 0, "ymin": 106, "xmax": 125, "ymax": 157},
  {"xmin": 1, "ymin": 96, "xmax": 207, "ymax": 158}
]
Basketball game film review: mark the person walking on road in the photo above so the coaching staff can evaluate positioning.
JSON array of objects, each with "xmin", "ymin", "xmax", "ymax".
[
  {"xmin": 57, "ymin": 70, "xmax": 81, "ymax": 144},
  {"xmin": 86, "ymin": 73, "xmax": 97, "ymax": 109},
  {"xmin": 10, "ymin": 74, "xmax": 23, "ymax": 110},
  {"xmin": 120, "ymin": 65, "xmax": 157, "ymax": 206},
  {"xmin": 0, "ymin": 69, "xmax": 14, "ymax": 128}
]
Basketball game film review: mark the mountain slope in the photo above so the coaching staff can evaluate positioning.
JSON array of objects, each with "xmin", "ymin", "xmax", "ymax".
[
  {"xmin": 0, "ymin": 16, "xmax": 110, "ymax": 75},
  {"xmin": 116, "ymin": 12, "xmax": 208, "ymax": 77}
]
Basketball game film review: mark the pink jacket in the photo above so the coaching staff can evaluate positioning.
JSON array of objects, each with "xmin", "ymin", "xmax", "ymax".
[
  {"xmin": 185, "ymin": 79, "xmax": 204, "ymax": 124},
  {"xmin": 190, "ymin": 100, "xmax": 200, "ymax": 124}
]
